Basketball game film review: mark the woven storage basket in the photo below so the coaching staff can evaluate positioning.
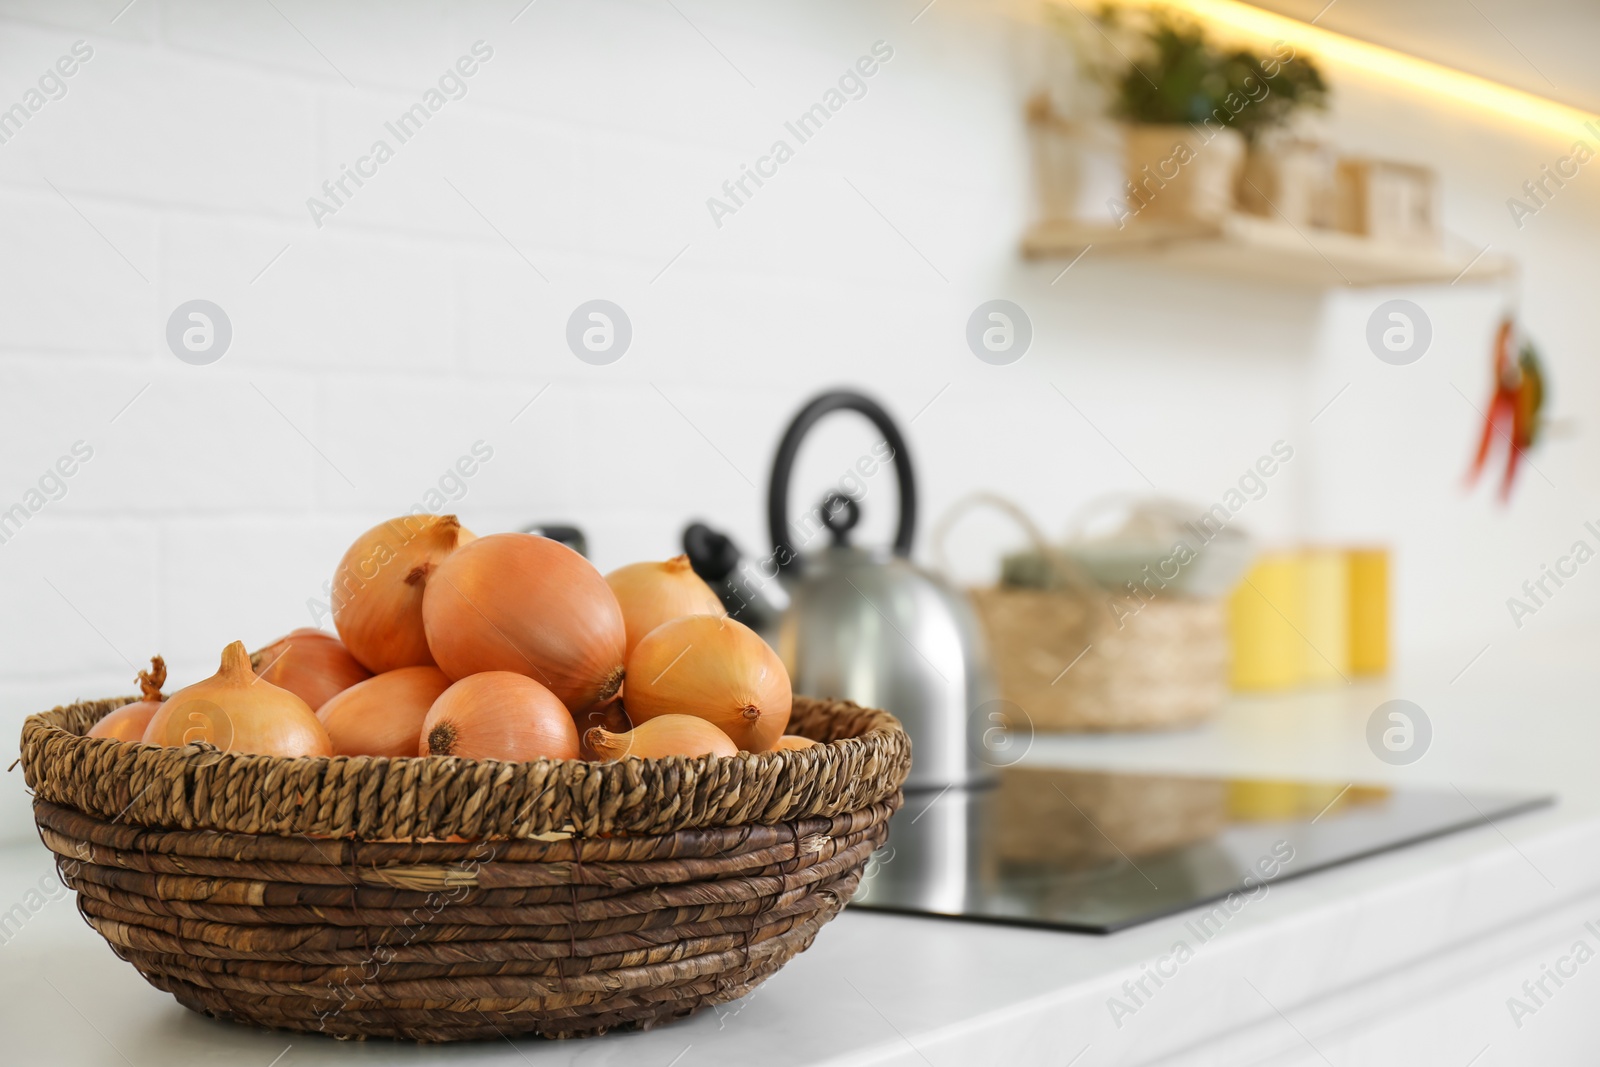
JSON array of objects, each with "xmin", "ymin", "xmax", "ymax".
[
  {"xmin": 937, "ymin": 494, "xmax": 1229, "ymax": 732},
  {"xmin": 19, "ymin": 694, "xmax": 909, "ymax": 1042},
  {"xmin": 972, "ymin": 586, "xmax": 1227, "ymax": 731}
]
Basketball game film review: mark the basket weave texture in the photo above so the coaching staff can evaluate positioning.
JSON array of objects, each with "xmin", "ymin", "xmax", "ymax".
[
  {"xmin": 934, "ymin": 493, "xmax": 1229, "ymax": 733},
  {"xmin": 20, "ymin": 695, "xmax": 909, "ymax": 1042},
  {"xmin": 973, "ymin": 587, "xmax": 1228, "ymax": 732}
]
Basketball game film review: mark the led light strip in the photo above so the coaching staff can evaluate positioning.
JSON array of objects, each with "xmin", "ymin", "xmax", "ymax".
[{"xmin": 1087, "ymin": 0, "xmax": 1596, "ymax": 138}]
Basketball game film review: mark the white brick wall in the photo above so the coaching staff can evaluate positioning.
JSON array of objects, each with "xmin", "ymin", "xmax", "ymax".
[
  {"xmin": 0, "ymin": 188, "xmax": 156, "ymax": 355},
  {"xmin": 3, "ymin": 0, "xmax": 1598, "ymax": 843}
]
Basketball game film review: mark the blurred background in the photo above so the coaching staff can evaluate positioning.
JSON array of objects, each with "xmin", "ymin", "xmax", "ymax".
[{"xmin": 3, "ymin": 0, "xmax": 1598, "ymax": 842}]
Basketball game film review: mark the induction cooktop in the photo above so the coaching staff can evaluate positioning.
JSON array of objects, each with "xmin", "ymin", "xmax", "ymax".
[{"xmin": 848, "ymin": 767, "xmax": 1552, "ymax": 934}]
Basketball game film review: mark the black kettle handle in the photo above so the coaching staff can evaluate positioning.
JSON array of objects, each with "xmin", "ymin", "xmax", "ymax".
[{"xmin": 768, "ymin": 390, "xmax": 916, "ymax": 573}]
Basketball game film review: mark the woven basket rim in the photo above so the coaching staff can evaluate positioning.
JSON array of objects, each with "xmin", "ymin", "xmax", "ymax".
[{"xmin": 20, "ymin": 694, "xmax": 911, "ymax": 841}]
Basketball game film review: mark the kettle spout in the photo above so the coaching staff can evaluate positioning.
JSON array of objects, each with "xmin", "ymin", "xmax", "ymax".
[{"xmin": 682, "ymin": 522, "xmax": 791, "ymax": 638}]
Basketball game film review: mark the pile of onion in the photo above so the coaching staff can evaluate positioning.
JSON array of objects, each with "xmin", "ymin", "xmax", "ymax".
[
  {"xmin": 624, "ymin": 614, "xmax": 791, "ymax": 752},
  {"xmin": 422, "ymin": 533, "xmax": 626, "ymax": 714},
  {"xmin": 587, "ymin": 714, "xmax": 737, "ymax": 760},
  {"xmin": 605, "ymin": 555, "xmax": 724, "ymax": 658},
  {"xmin": 119, "ymin": 515, "xmax": 812, "ymax": 771},
  {"xmin": 253, "ymin": 628, "xmax": 371, "ymax": 710},
  {"xmin": 88, "ymin": 656, "xmax": 167, "ymax": 742},
  {"xmin": 142, "ymin": 641, "xmax": 332, "ymax": 757},
  {"xmin": 333, "ymin": 514, "xmax": 474, "ymax": 673},
  {"xmin": 318, "ymin": 666, "xmax": 452, "ymax": 757},
  {"xmin": 420, "ymin": 672, "xmax": 578, "ymax": 761}
]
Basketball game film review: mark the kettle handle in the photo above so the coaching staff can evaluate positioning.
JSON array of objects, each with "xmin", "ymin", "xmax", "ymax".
[{"xmin": 768, "ymin": 390, "xmax": 916, "ymax": 572}]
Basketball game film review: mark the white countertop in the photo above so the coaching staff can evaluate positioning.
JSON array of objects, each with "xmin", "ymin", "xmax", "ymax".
[{"xmin": 5, "ymin": 628, "xmax": 1599, "ymax": 1067}]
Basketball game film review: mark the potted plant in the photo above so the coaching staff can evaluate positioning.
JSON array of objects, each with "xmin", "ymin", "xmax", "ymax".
[
  {"xmin": 1225, "ymin": 38, "xmax": 1332, "ymax": 226},
  {"xmin": 1062, "ymin": 7, "xmax": 1328, "ymax": 227}
]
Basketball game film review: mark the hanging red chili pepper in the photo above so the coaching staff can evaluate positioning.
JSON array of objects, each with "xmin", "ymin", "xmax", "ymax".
[{"xmin": 1467, "ymin": 317, "xmax": 1545, "ymax": 502}]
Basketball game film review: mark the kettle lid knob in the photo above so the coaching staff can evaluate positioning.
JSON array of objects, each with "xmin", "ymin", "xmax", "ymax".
[{"xmin": 818, "ymin": 492, "xmax": 860, "ymax": 546}]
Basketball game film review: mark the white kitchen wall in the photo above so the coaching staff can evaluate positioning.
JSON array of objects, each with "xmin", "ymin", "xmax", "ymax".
[{"xmin": 1, "ymin": 0, "xmax": 1596, "ymax": 842}]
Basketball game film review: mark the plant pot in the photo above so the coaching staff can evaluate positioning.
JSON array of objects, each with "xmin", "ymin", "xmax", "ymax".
[
  {"xmin": 1236, "ymin": 138, "xmax": 1336, "ymax": 228},
  {"xmin": 1026, "ymin": 94, "xmax": 1123, "ymax": 224},
  {"xmin": 1120, "ymin": 124, "xmax": 1244, "ymax": 226}
]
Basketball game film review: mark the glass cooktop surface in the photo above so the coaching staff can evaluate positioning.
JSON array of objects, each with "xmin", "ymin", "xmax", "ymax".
[{"xmin": 848, "ymin": 767, "xmax": 1552, "ymax": 934}]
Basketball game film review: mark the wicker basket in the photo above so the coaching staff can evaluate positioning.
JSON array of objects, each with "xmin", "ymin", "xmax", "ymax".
[
  {"xmin": 18, "ymin": 695, "xmax": 910, "ymax": 1042},
  {"xmin": 936, "ymin": 494, "xmax": 1229, "ymax": 732},
  {"xmin": 972, "ymin": 587, "xmax": 1227, "ymax": 731}
]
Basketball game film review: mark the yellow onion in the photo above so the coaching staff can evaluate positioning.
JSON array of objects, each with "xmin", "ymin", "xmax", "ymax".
[
  {"xmin": 575, "ymin": 702, "xmax": 631, "ymax": 761},
  {"xmin": 586, "ymin": 714, "xmax": 738, "ymax": 760},
  {"xmin": 605, "ymin": 555, "xmax": 724, "ymax": 658},
  {"xmin": 422, "ymin": 533, "xmax": 625, "ymax": 713},
  {"xmin": 253, "ymin": 628, "xmax": 371, "ymax": 710},
  {"xmin": 142, "ymin": 641, "xmax": 331, "ymax": 757},
  {"xmin": 624, "ymin": 614, "xmax": 791, "ymax": 752},
  {"xmin": 89, "ymin": 656, "xmax": 167, "ymax": 742},
  {"xmin": 771, "ymin": 735, "xmax": 818, "ymax": 752},
  {"xmin": 333, "ymin": 514, "xmax": 475, "ymax": 673},
  {"xmin": 317, "ymin": 666, "xmax": 452, "ymax": 757},
  {"xmin": 420, "ymin": 671, "xmax": 579, "ymax": 761}
]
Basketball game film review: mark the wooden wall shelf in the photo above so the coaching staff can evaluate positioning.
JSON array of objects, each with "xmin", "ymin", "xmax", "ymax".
[{"xmin": 1022, "ymin": 213, "xmax": 1513, "ymax": 288}]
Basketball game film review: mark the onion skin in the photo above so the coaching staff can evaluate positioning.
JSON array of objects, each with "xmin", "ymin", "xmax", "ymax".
[
  {"xmin": 142, "ymin": 641, "xmax": 332, "ymax": 758},
  {"xmin": 420, "ymin": 671, "xmax": 579, "ymax": 761},
  {"xmin": 605, "ymin": 555, "xmax": 724, "ymax": 659},
  {"xmin": 318, "ymin": 666, "xmax": 452, "ymax": 757},
  {"xmin": 422, "ymin": 533, "xmax": 626, "ymax": 714},
  {"xmin": 89, "ymin": 655, "xmax": 168, "ymax": 742},
  {"xmin": 333, "ymin": 515, "xmax": 475, "ymax": 674},
  {"xmin": 624, "ymin": 614, "xmax": 792, "ymax": 752},
  {"xmin": 771, "ymin": 735, "xmax": 818, "ymax": 752},
  {"xmin": 586, "ymin": 714, "xmax": 738, "ymax": 760},
  {"xmin": 576, "ymin": 702, "xmax": 632, "ymax": 761},
  {"xmin": 90, "ymin": 702, "xmax": 160, "ymax": 743},
  {"xmin": 253, "ymin": 628, "xmax": 372, "ymax": 711}
]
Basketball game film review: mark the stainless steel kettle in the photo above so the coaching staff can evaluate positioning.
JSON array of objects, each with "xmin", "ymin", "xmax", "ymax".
[{"xmin": 684, "ymin": 390, "xmax": 992, "ymax": 791}]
